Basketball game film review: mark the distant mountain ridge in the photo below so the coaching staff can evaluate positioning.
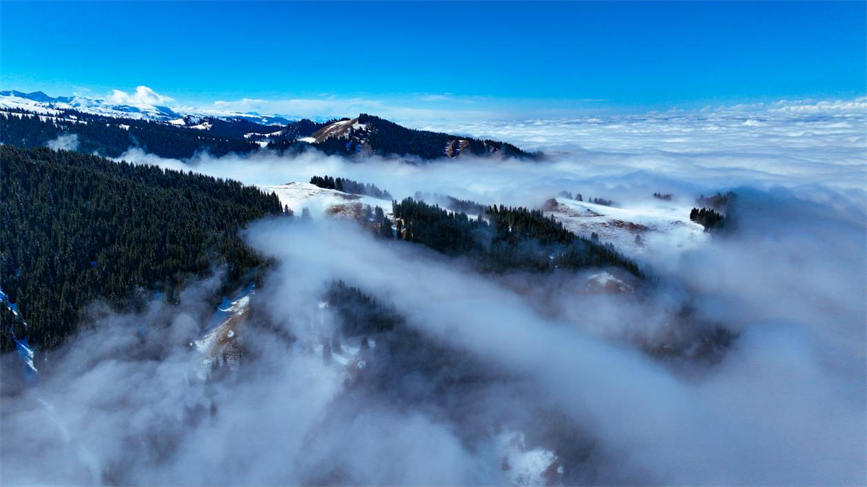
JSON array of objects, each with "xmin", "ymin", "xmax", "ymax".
[
  {"xmin": 308, "ymin": 114, "xmax": 533, "ymax": 159},
  {"xmin": 0, "ymin": 90, "xmax": 540, "ymax": 160},
  {"xmin": 0, "ymin": 89, "xmax": 290, "ymax": 125},
  {"xmin": 0, "ymin": 90, "xmax": 73, "ymax": 104}
]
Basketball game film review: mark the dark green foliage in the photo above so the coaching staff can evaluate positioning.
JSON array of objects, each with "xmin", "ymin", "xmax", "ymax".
[
  {"xmin": 366, "ymin": 206, "xmax": 395, "ymax": 239},
  {"xmin": 282, "ymin": 119, "xmax": 333, "ymax": 139},
  {"xmin": 697, "ymin": 192, "xmax": 735, "ymax": 212},
  {"xmin": 442, "ymin": 196, "xmax": 486, "ymax": 215},
  {"xmin": 589, "ymin": 197, "xmax": 614, "ymax": 206},
  {"xmin": 264, "ymin": 119, "xmax": 338, "ymax": 149},
  {"xmin": 309, "ymin": 175, "xmax": 392, "ymax": 199},
  {"xmin": 1, "ymin": 109, "xmax": 536, "ymax": 162},
  {"xmin": 196, "ymin": 117, "xmax": 282, "ymax": 138},
  {"xmin": 326, "ymin": 281, "xmax": 402, "ymax": 336},
  {"xmin": 0, "ymin": 146, "xmax": 284, "ymax": 352},
  {"xmin": 391, "ymin": 198, "xmax": 642, "ymax": 276},
  {"xmin": 0, "ymin": 110, "xmax": 260, "ymax": 159},
  {"xmin": 413, "ymin": 192, "xmax": 487, "ymax": 215},
  {"xmin": 264, "ymin": 138, "xmax": 306, "ymax": 154},
  {"xmin": 690, "ymin": 207, "xmax": 725, "ymax": 231},
  {"xmin": 365, "ymin": 113, "xmax": 534, "ymax": 159}
]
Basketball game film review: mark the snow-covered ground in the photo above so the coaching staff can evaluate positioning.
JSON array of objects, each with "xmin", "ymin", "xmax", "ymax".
[
  {"xmin": 263, "ymin": 182, "xmax": 392, "ymax": 219},
  {"xmin": 0, "ymin": 92, "xmax": 179, "ymax": 121},
  {"xmin": 545, "ymin": 196, "xmax": 708, "ymax": 263},
  {"xmin": 263, "ymin": 182, "xmax": 701, "ymax": 274},
  {"xmin": 310, "ymin": 117, "xmax": 370, "ymax": 143},
  {"xmin": 0, "ymin": 91, "xmax": 287, "ymax": 125},
  {"xmin": 0, "ymin": 95, "xmax": 64, "ymax": 116},
  {"xmin": 193, "ymin": 287, "xmax": 254, "ymax": 378}
]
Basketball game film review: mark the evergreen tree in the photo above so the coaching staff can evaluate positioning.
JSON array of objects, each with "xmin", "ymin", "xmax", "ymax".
[{"xmin": 0, "ymin": 146, "xmax": 285, "ymax": 352}]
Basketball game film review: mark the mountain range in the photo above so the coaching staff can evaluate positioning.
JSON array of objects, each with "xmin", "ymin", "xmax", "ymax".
[{"xmin": 0, "ymin": 90, "xmax": 538, "ymax": 160}]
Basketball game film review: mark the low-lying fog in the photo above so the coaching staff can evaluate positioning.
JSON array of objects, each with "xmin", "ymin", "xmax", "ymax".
[{"xmin": 2, "ymin": 99, "xmax": 865, "ymax": 485}]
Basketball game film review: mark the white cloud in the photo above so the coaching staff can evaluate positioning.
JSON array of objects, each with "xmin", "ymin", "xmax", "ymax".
[
  {"xmin": 117, "ymin": 95, "xmax": 867, "ymax": 201},
  {"xmin": 86, "ymin": 84, "xmax": 867, "ymax": 130},
  {"xmin": 105, "ymin": 85, "xmax": 173, "ymax": 106},
  {"xmin": 201, "ymin": 94, "xmax": 498, "ymax": 123},
  {"xmin": 4, "ymin": 93, "xmax": 866, "ymax": 485},
  {"xmin": 46, "ymin": 133, "xmax": 79, "ymax": 151}
]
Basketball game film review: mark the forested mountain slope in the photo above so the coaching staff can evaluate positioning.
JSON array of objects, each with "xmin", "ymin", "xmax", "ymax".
[
  {"xmin": 388, "ymin": 198, "xmax": 642, "ymax": 276},
  {"xmin": 1, "ymin": 91, "xmax": 539, "ymax": 161},
  {"xmin": 309, "ymin": 114, "xmax": 538, "ymax": 160},
  {"xmin": 0, "ymin": 146, "xmax": 285, "ymax": 352},
  {"xmin": 0, "ymin": 110, "xmax": 262, "ymax": 159}
]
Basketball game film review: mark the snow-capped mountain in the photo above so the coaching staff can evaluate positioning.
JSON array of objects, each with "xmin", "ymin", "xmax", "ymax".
[
  {"xmin": 0, "ymin": 89, "xmax": 181, "ymax": 120},
  {"xmin": 0, "ymin": 89, "xmax": 537, "ymax": 160},
  {"xmin": 0, "ymin": 89, "xmax": 289, "ymax": 125}
]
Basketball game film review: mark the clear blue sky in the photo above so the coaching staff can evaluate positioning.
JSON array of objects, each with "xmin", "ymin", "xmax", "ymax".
[{"xmin": 1, "ymin": 1, "xmax": 865, "ymax": 116}]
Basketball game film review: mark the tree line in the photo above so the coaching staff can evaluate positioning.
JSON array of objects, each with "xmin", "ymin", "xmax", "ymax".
[
  {"xmin": 379, "ymin": 198, "xmax": 641, "ymax": 276},
  {"xmin": 309, "ymin": 175, "xmax": 393, "ymax": 200},
  {"xmin": 690, "ymin": 207, "xmax": 725, "ymax": 231}
]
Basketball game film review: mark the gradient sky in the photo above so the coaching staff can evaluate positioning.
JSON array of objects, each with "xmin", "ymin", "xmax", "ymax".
[{"xmin": 1, "ymin": 1, "xmax": 865, "ymax": 116}]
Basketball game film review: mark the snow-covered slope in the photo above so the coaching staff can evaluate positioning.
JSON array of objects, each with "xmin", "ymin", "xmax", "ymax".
[
  {"xmin": 0, "ymin": 94, "xmax": 65, "ymax": 116},
  {"xmin": 263, "ymin": 182, "xmax": 392, "ymax": 219},
  {"xmin": 544, "ymin": 196, "xmax": 708, "ymax": 262},
  {"xmin": 0, "ymin": 90, "xmax": 287, "ymax": 125},
  {"xmin": 311, "ymin": 117, "xmax": 369, "ymax": 143},
  {"xmin": 0, "ymin": 91, "xmax": 180, "ymax": 120},
  {"xmin": 193, "ymin": 286, "xmax": 255, "ymax": 378}
]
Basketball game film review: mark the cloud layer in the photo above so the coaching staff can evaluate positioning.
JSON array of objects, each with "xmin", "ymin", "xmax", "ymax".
[{"xmin": 3, "ymin": 96, "xmax": 865, "ymax": 485}]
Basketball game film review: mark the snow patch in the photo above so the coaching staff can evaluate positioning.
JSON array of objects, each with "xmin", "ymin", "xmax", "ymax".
[
  {"xmin": 546, "ymin": 196, "xmax": 708, "ymax": 264},
  {"xmin": 263, "ymin": 182, "xmax": 392, "ymax": 220}
]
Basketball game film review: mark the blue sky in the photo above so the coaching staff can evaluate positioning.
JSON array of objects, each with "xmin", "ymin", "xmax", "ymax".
[{"xmin": 1, "ymin": 1, "xmax": 865, "ymax": 119}]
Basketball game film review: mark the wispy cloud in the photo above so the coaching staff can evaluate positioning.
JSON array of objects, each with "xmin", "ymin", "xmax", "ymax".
[
  {"xmin": 93, "ymin": 85, "xmax": 614, "ymax": 124},
  {"xmin": 200, "ymin": 93, "xmax": 500, "ymax": 123}
]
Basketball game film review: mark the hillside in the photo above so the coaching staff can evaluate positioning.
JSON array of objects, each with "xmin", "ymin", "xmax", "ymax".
[
  {"xmin": 306, "ymin": 114, "xmax": 538, "ymax": 159},
  {"xmin": 0, "ymin": 146, "xmax": 285, "ymax": 352},
  {"xmin": 390, "ymin": 199, "xmax": 642, "ymax": 275},
  {"xmin": 0, "ymin": 109, "xmax": 264, "ymax": 159}
]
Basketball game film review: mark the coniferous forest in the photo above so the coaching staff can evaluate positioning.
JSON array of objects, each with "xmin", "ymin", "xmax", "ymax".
[
  {"xmin": 309, "ymin": 175, "xmax": 393, "ymax": 199},
  {"xmin": 0, "ymin": 146, "xmax": 284, "ymax": 352},
  {"xmin": 690, "ymin": 207, "xmax": 725, "ymax": 231},
  {"xmin": 388, "ymin": 198, "xmax": 642, "ymax": 276}
]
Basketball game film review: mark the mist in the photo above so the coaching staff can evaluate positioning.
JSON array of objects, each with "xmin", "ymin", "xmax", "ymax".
[
  {"xmin": 46, "ymin": 133, "xmax": 80, "ymax": 152},
  {"xmin": 3, "ymin": 99, "xmax": 865, "ymax": 485},
  {"xmin": 114, "ymin": 97, "xmax": 866, "ymax": 215}
]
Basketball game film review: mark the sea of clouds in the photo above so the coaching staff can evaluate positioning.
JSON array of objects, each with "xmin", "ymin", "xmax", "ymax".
[{"xmin": 5, "ymin": 97, "xmax": 865, "ymax": 485}]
